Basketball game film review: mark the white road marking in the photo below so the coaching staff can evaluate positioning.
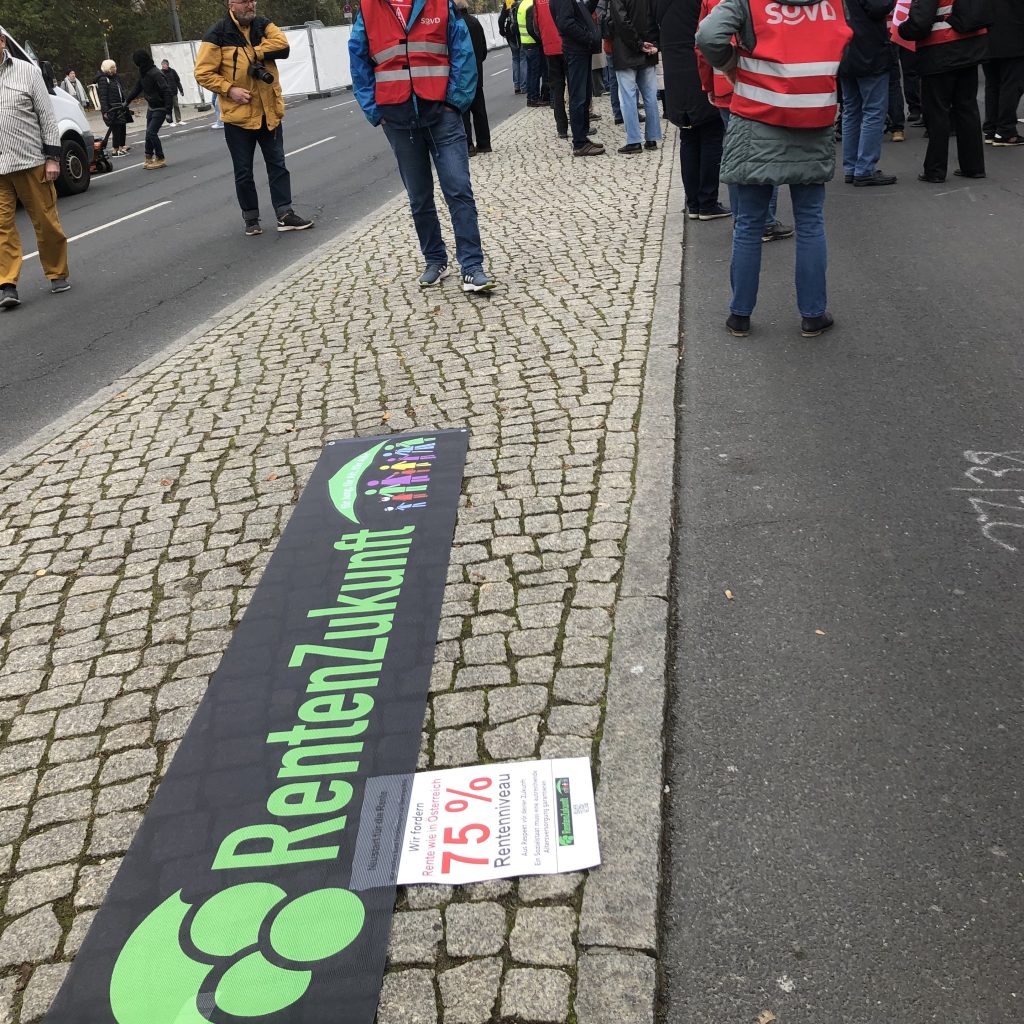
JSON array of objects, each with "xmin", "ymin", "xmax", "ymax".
[
  {"xmin": 285, "ymin": 136, "xmax": 337, "ymax": 156},
  {"xmin": 490, "ymin": 67, "xmax": 509, "ymax": 76},
  {"xmin": 99, "ymin": 162, "xmax": 146, "ymax": 177},
  {"xmin": 23, "ymin": 201, "xmax": 173, "ymax": 260},
  {"xmin": 323, "ymin": 100, "xmax": 356, "ymax": 109}
]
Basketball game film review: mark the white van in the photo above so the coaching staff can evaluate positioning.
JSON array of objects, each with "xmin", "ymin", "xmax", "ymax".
[{"xmin": 3, "ymin": 29, "xmax": 93, "ymax": 195}]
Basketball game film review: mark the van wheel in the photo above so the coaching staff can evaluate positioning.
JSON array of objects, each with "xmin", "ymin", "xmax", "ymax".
[{"xmin": 55, "ymin": 138, "xmax": 90, "ymax": 196}]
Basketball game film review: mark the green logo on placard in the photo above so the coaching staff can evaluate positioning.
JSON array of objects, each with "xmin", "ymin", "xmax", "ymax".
[
  {"xmin": 110, "ymin": 883, "xmax": 365, "ymax": 1024},
  {"xmin": 555, "ymin": 778, "xmax": 575, "ymax": 847},
  {"xmin": 327, "ymin": 441, "xmax": 389, "ymax": 525}
]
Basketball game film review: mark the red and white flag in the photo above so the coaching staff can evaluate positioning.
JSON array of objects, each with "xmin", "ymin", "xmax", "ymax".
[{"xmin": 890, "ymin": 0, "xmax": 916, "ymax": 51}]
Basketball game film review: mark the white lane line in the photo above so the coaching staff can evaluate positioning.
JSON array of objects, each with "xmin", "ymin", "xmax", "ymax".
[
  {"xmin": 23, "ymin": 201, "xmax": 173, "ymax": 260},
  {"xmin": 100, "ymin": 162, "xmax": 146, "ymax": 177},
  {"xmin": 490, "ymin": 67, "xmax": 509, "ymax": 76},
  {"xmin": 323, "ymin": 99, "xmax": 356, "ymax": 109},
  {"xmin": 285, "ymin": 135, "xmax": 336, "ymax": 157}
]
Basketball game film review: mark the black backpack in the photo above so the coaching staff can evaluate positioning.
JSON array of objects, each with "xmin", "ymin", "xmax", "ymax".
[{"xmin": 947, "ymin": 0, "xmax": 995, "ymax": 33}]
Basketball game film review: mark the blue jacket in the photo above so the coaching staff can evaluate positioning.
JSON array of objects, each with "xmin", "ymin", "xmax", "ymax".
[{"xmin": 349, "ymin": 0, "xmax": 478, "ymax": 128}]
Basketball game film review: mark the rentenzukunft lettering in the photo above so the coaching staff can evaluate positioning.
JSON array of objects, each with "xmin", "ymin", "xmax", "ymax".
[{"xmin": 212, "ymin": 525, "xmax": 415, "ymax": 872}]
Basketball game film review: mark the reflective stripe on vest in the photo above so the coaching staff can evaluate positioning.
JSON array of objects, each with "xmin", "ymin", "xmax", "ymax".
[
  {"xmin": 363, "ymin": 0, "xmax": 451, "ymax": 105},
  {"xmin": 729, "ymin": 0, "xmax": 852, "ymax": 130},
  {"xmin": 919, "ymin": 0, "xmax": 987, "ymax": 47}
]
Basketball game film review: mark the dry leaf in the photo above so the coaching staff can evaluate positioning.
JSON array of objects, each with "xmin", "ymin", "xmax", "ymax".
[
  {"xmin": 725, "ymin": 589, "xmax": 734, "ymax": 600},
  {"xmin": 160, "ymin": 479, "xmax": 172, "ymax": 487},
  {"xmin": 815, "ymin": 629, "xmax": 826, "ymax": 636},
  {"xmin": 381, "ymin": 412, "xmax": 391, "ymax": 422},
  {"xmin": 35, "ymin": 569, "xmax": 46, "ymax": 577},
  {"xmin": 266, "ymin": 473, "xmax": 278, "ymax": 482},
  {"xmin": 757, "ymin": 1012, "xmax": 777, "ymax": 1024}
]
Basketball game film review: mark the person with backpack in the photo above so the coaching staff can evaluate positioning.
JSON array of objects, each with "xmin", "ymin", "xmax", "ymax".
[
  {"xmin": 536, "ymin": 0, "xmax": 571, "ymax": 137},
  {"xmin": 899, "ymin": 0, "xmax": 989, "ymax": 181},
  {"xmin": 500, "ymin": 0, "xmax": 528, "ymax": 93},
  {"xmin": 457, "ymin": 0, "xmax": 492, "ymax": 154},
  {"xmin": 518, "ymin": 0, "xmax": 545, "ymax": 104}
]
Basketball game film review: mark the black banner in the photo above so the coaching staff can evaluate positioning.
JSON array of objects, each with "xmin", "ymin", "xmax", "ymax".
[{"xmin": 46, "ymin": 430, "xmax": 468, "ymax": 1024}]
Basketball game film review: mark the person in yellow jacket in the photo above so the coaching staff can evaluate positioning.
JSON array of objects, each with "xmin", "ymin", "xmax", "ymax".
[{"xmin": 194, "ymin": 0, "xmax": 313, "ymax": 235}]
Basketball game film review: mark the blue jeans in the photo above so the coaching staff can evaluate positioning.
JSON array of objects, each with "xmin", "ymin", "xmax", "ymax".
[
  {"xmin": 516, "ymin": 47, "xmax": 529, "ymax": 92},
  {"xmin": 382, "ymin": 110, "xmax": 485, "ymax": 274},
  {"xmin": 511, "ymin": 45, "xmax": 523, "ymax": 90},
  {"xmin": 604, "ymin": 61, "xmax": 621, "ymax": 120},
  {"xmin": 145, "ymin": 108, "xmax": 165, "ymax": 159},
  {"xmin": 223, "ymin": 120, "xmax": 292, "ymax": 221},
  {"xmin": 730, "ymin": 183, "xmax": 827, "ymax": 319},
  {"xmin": 615, "ymin": 65, "xmax": 661, "ymax": 145},
  {"xmin": 524, "ymin": 45, "xmax": 542, "ymax": 102},
  {"xmin": 841, "ymin": 73, "xmax": 888, "ymax": 178},
  {"xmin": 720, "ymin": 109, "xmax": 778, "ymax": 223}
]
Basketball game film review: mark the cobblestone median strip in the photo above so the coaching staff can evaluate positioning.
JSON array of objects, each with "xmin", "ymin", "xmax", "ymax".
[{"xmin": 0, "ymin": 106, "xmax": 680, "ymax": 1023}]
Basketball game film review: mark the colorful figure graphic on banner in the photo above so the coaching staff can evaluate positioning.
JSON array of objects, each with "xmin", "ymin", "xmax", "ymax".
[{"xmin": 364, "ymin": 436, "xmax": 440, "ymax": 512}]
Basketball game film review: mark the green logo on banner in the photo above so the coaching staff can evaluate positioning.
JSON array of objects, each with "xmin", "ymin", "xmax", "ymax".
[
  {"xmin": 110, "ymin": 883, "xmax": 365, "ymax": 1024},
  {"xmin": 327, "ymin": 440, "xmax": 389, "ymax": 525}
]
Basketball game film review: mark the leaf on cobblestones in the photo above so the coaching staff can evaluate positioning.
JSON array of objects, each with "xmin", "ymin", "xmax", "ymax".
[
  {"xmin": 266, "ymin": 474, "xmax": 278, "ymax": 482},
  {"xmin": 381, "ymin": 412, "xmax": 391, "ymax": 422},
  {"xmin": 724, "ymin": 589, "xmax": 734, "ymax": 600},
  {"xmin": 35, "ymin": 569, "xmax": 46, "ymax": 577},
  {"xmin": 757, "ymin": 1012, "xmax": 777, "ymax": 1024}
]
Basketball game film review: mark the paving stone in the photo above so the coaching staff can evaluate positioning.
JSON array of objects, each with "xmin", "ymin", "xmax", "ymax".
[
  {"xmin": 96, "ymin": 778, "xmax": 151, "ymax": 815},
  {"xmin": 444, "ymin": 901, "xmax": 507, "ymax": 957},
  {"xmin": 53, "ymin": 702, "xmax": 104, "ymax": 738},
  {"xmin": 516, "ymin": 657, "xmax": 556, "ymax": 685},
  {"xmin": 7, "ymin": 710, "xmax": 56, "ymax": 741},
  {"xmin": 484, "ymin": 716, "xmax": 542, "ymax": 760},
  {"xmin": 433, "ymin": 727, "xmax": 479, "ymax": 768},
  {"xmin": 461, "ymin": 635, "xmax": 507, "ymax": 666},
  {"xmin": 559, "ymin": 637, "xmax": 609, "ymax": 667},
  {"xmin": 488, "ymin": 686, "xmax": 549, "ymax": 725},
  {"xmin": 18, "ymin": 820, "xmax": 88, "ymax": 870},
  {"xmin": 19, "ymin": 962, "xmax": 70, "ymax": 1022},
  {"xmin": 5, "ymin": 864, "xmax": 76, "ymax": 916},
  {"xmin": 540, "ymin": 735, "xmax": 594, "ymax": 760},
  {"xmin": 104, "ymin": 722, "xmax": 154, "ymax": 751},
  {"xmin": 433, "ymin": 691, "xmax": 485, "ymax": 730},
  {"xmin": 0, "ymin": 772, "xmax": 34, "ymax": 809},
  {"xmin": 0, "ymin": 739, "xmax": 46, "ymax": 777},
  {"xmin": 518, "ymin": 872, "xmax": 584, "ymax": 903},
  {"xmin": 89, "ymin": 811, "xmax": 143, "ymax": 856},
  {"xmin": 377, "ymin": 970, "xmax": 437, "ymax": 1024},
  {"xmin": 0, "ymin": 905, "xmax": 61, "ymax": 968},
  {"xmin": 0, "ymin": 975, "xmax": 17, "ymax": 1024},
  {"xmin": 552, "ymin": 668, "xmax": 607, "ymax": 704},
  {"xmin": 438, "ymin": 958, "xmax": 502, "ymax": 1024},
  {"xmin": 37, "ymin": 759, "xmax": 99, "ymax": 796},
  {"xmin": 547, "ymin": 704, "xmax": 601, "ymax": 736},
  {"xmin": 500, "ymin": 968, "xmax": 571, "ymax": 1023},
  {"xmin": 387, "ymin": 910, "xmax": 444, "ymax": 965},
  {"xmin": 477, "ymin": 582, "xmax": 515, "ymax": 612},
  {"xmin": 0, "ymin": 806, "xmax": 27, "ymax": 844},
  {"xmin": 75, "ymin": 859, "xmax": 122, "ymax": 908},
  {"xmin": 454, "ymin": 665, "xmax": 511, "ymax": 690},
  {"xmin": 63, "ymin": 909, "xmax": 97, "ymax": 956},
  {"xmin": 403, "ymin": 885, "xmax": 450, "ymax": 911},
  {"xmin": 102, "ymin": 692, "xmax": 152, "ymax": 727},
  {"xmin": 100, "ymin": 747, "xmax": 157, "ymax": 784},
  {"xmin": 509, "ymin": 906, "xmax": 577, "ymax": 967},
  {"xmin": 575, "ymin": 952, "xmax": 656, "ymax": 1024}
]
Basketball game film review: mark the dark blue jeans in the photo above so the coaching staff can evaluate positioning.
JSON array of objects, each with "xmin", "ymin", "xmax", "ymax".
[
  {"xmin": 565, "ymin": 52, "xmax": 593, "ymax": 149},
  {"xmin": 524, "ymin": 45, "xmax": 543, "ymax": 102},
  {"xmin": 145, "ymin": 108, "xmax": 165, "ymax": 159},
  {"xmin": 222, "ymin": 120, "xmax": 293, "ymax": 222},
  {"xmin": 382, "ymin": 110, "xmax": 485, "ymax": 274}
]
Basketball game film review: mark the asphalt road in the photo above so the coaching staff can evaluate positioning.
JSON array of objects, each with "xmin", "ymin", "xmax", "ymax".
[
  {"xmin": 666, "ymin": 132, "xmax": 1024, "ymax": 1022},
  {"xmin": 0, "ymin": 48, "xmax": 517, "ymax": 456}
]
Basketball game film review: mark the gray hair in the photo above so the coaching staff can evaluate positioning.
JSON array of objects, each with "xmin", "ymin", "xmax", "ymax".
[{"xmin": 101, "ymin": 58, "xmax": 117, "ymax": 73}]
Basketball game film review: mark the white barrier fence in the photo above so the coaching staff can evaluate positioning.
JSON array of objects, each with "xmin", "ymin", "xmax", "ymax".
[{"xmin": 152, "ymin": 14, "xmax": 506, "ymax": 105}]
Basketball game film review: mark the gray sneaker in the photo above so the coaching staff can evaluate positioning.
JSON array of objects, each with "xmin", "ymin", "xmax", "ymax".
[
  {"xmin": 245, "ymin": 219, "xmax": 262, "ymax": 236},
  {"xmin": 462, "ymin": 269, "xmax": 495, "ymax": 293},
  {"xmin": 50, "ymin": 278, "xmax": 71, "ymax": 294},
  {"xmin": 0, "ymin": 284, "xmax": 20, "ymax": 309},
  {"xmin": 419, "ymin": 264, "xmax": 450, "ymax": 287}
]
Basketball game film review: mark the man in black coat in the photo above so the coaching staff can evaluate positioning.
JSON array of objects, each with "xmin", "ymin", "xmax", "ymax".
[
  {"xmin": 840, "ymin": 0, "xmax": 898, "ymax": 187},
  {"xmin": 125, "ymin": 50, "xmax": 174, "ymax": 169},
  {"xmin": 650, "ymin": 0, "xmax": 727, "ymax": 217},
  {"xmin": 161, "ymin": 59, "xmax": 185, "ymax": 123},
  {"xmin": 982, "ymin": 0, "xmax": 1024, "ymax": 145},
  {"xmin": 457, "ymin": 0, "xmax": 492, "ymax": 153},
  {"xmin": 552, "ymin": 0, "xmax": 605, "ymax": 155}
]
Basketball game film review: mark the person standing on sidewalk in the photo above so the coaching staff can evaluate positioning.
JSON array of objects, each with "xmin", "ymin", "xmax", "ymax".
[
  {"xmin": 898, "ymin": 0, "xmax": 987, "ymax": 181},
  {"xmin": 518, "ymin": 0, "xmax": 546, "ymax": 105},
  {"xmin": 553, "ymin": 0, "xmax": 606, "ymax": 155},
  {"xmin": 195, "ymin": 0, "xmax": 314, "ymax": 235},
  {"xmin": 696, "ymin": 0, "xmax": 852, "ymax": 338},
  {"xmin": 840, "ymin": 0, "xmax": 898, "ymax": 187},
  {"xmin": 982, "ymin": 0, "xmax": 1024, "ymax": 146},
  {"xmin": 161, "ymin": 60, "xmax": 186, "ymax": 124},
  {"xmin": 500, "ymin": 0, "xmax": 527, "ymax": 93},
  {"xmin": 59, "ymin": 70, "xmax": 89, "ymax": 108},
  {"xmin": 0, "ymin": 26, "xmax": 70, "ymax": 309},
  {"xmin": 457, "ymin": 0, "xmax": 492, "ymax": 154},
  {"xmin": 125, "ymin": 50, "xmax": 173, "ymax": 170},
  {"xmin": 349, "ymin": 0, "xmax": 495, "ymax": 292},
  {"xmin": 609, "ymin": 0, "xmax": 663, "ymax": 153},
  {"xmin": 537, "ymin": 0, "xmax": 571, "ymax": 137}
]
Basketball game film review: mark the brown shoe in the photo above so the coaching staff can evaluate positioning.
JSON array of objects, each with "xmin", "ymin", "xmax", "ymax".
[
  {"xmin": 573, "ymin": 141, "xmax": 605, "ymax": 157},
  {"xmin": 150, "ymin": 157, "xmax": 167, "ymax": 169}
]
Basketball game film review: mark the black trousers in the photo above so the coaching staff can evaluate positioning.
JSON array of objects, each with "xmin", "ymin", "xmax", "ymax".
[
  {"xmin": 899, "ymin": 46, "xmax": 921, "ymax": 117},
  {"xmin": 547, "ymin": 55, "xmax": 569, "ymax": 136},
  {"xmin": 566, "ymin": 52, "xmax": 593, "ymax": 149},
  {"xmin": 887, "ymin": 60, "xmax": 905, "ymax": 130},
  {"xmin": 463, "ymin": 84, "xmax": 491, "ymax": 150},
  {"xmin": 982, "ymin": 56, "xmax": 1024, "ymax": 139},
  {"xmin": 679, "ymin": 116, "xmax": 725, "ymax": 213},
  {"xmin": 921, "ymin": 65, "xmax": 985, "ymax": 179}
]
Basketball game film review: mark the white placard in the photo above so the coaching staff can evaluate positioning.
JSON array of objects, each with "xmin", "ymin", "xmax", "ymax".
[{"xmin": 396, "ymin": 758, "xmax": 600, "ymax": 885}]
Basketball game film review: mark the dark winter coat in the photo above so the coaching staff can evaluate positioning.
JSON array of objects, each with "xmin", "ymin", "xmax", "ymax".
[
  {"xmin": 95, "ymin": 71, "xmax": 127, "ymax": 114},
  {"xmin": 898, "ymin": 0, "xmax": 988, "ymax": 74},
  {"xmin": 987, "ymin": 0, "xmax": 1024, "ymax": 58},
  {"xmin": 552, "ymin": 0, "xmax": 602, "ymax": 54},
  {"xmin": 609, "ymin": 0, "xmax": 659, "ymax": 70},
  {"xmin": 463, "ymin": 11, "xmax": 488, "ymax": 70},
  {"xmin": 651, "ymin": 0, "xmax": 718, "ymax": 128},
  {"xmin": 126, "ymin": 51, "xmax": 174, "ymax": 112},
  {"xmin": 162, "ymin": 65, "xmax": 184, "ymax": 95},
  {"xmin": 840, "ymin": 0, "xmax": 896, "ymax": 78}
]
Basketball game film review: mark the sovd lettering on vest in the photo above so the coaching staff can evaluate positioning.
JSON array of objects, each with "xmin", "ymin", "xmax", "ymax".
[{"xmin": 765, "ymin": 1, "xmax": 837, "ymax": 25}]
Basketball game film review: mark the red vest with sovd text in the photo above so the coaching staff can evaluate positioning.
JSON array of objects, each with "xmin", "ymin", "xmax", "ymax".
[
  {"xmin": 364, "ymin": 0, "xmax": 450, "ymax": 106},
  {"xmin": 730, "ymin": 0, "xmax": 852, "ymax": 130},
  {"xmin": 917, "ymin": 0, "xmax": 986, "ymax": 48}
]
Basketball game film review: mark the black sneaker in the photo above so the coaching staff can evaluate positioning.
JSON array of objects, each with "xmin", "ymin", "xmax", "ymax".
[
  {"xmin": 992, "ymin": 135, "xmax": 1024, "ymax": 146},
  {"xmin": 276, "ymin": 211, "xmax": 314, "ymax": 231},
  {"xmin": 573, "ymin": 142, "xmax": 606, "ymax": 157},
  {"xmin": 762, "ymin": 220, "xmax": 794, "ymax": 242},
  {"xmin": 844, "ymin": 173, "xmax": 854, "ymax": 183},
  {"xmin": 908, "ymin": 115, "xmax": 925, "ymax": 127},
  {"xmin": 644, "ymin": 140, "xmax": 658, "ymax": 150},
  {"xmin": 698, "ymin": 203, "xmax": 731, "ymax": 220},
  {"xmin": 686, "ymin": 209, "xmax": 700, "ymax": 221},
  {"xmin": 800, "ymin": 312, "xmax": 834, "ymax": 337},
  {"xmin": 726, "ymin": 314, "xmax": 750, "ymax": 337},
  {"xmin": 50, "ymin": 278, "xmax": 71, "ymax": 294},
  {"xmin": 618, "ymin": 143, "xmax": 642, "ymax": 154},
  {"xmin": 244, "ymin": 219, "xmax": 262, "ymax": 236},
  {"xmin": 984, "ymin": 133, "xmax": 995, "ymax": 145},
  {"xmin": 853, "ymin": 171, "xmax": 897, "ymax": 186},
  {"xmin": 0, "ymin": 284, "xmax": 20, "ymax": 309}
]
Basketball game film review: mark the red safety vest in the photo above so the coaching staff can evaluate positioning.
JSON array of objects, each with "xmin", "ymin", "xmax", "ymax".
[
  {"xmin": 697, "ymin": 0, "xmax": 734, "ymax": 108},
  {"xmin": 918, "ymin": 0, "xmax": 986, "ymax": 47},
  {"xmin": 730, "ymin": 0, "xmax": 852, "ymax": 130},
  {"xmin": 363, "ymin": 0, "xmax": 450, "ymax": 106}
]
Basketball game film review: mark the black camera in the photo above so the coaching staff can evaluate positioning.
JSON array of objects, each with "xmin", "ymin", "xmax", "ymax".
[{"xmin": 248, "ymin": 61, "xmax": 274, "ymax": 84}]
